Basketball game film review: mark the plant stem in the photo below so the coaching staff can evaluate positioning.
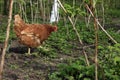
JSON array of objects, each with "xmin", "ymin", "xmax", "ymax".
[
  {"xmin": 85, "ymin": 0, "xmax": 98, "ymax": 79},
  {"xmin": 0, "ymin": 0, "xmax": 13, "ymax": 79},
  {"xmin": 30, "ymin": 0, "xmax": 33, "ymax": 23},
  {"xmin": 85, "ymin": 4, "xmax": 117, "ymax": 44},
  {"xmin": 94, "ymin": 15, "xmax": 98, "ymax": 80},
  {"xmin": 58, "ymin": 0, "xmax": 90, "ymax": 66}
]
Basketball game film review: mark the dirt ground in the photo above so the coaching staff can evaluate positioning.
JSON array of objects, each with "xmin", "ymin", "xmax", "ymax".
[{"xmin": 0, "ymin": 40, "xmax": 83, "ymax": 80}]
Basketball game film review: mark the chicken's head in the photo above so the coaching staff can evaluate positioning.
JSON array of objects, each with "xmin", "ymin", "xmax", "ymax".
[
  {"xmin": 14, "ymin": 14, "xmax": 25, "ymax": 26},
  {"xmin": 53, "ymin": 26, "xmax": 58, "ymax": 32}
]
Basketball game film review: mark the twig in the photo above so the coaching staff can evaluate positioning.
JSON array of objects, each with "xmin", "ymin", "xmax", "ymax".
[
  {"xmin": 30, "ymin": 0, "xmax": 33, "ymax": 23},
  {"xmin": 85, "ymin": 3, "xmax": 118, "ymax": 80},
  {"xmin": 85, "ymin": 1, "xmax": 98, "ymax": 80},
  {"xmin": 0, "ymin": 0, "xmax": 13, "ymax": 80},
  {"xmin": 85, "ymin": 4, "xmax": 117, "ymax": 44},
  {"xmin": 101, "ymin": 0, "xmax": 105, "ymax": 27},
  {"xmin": 57, "ymin": 0, "xmax": 90, "ymax": 66}
]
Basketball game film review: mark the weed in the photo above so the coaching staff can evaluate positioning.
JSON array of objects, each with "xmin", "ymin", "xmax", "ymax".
[{"xmin": 98, "ymin": 43, "xmax": 120, "ymax": 80}]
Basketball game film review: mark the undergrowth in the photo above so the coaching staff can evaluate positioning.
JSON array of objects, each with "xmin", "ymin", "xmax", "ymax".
[
  {"xmin": 0, "ymin": 15, "xmax": 120, "ymax": 80},
  {"xmin": 47, "ymin": 21, "xmax": 120, "ymax": 79},
  {"xmin": 48, "ymin": 43, "xmax": 120, "ymax": 80}
]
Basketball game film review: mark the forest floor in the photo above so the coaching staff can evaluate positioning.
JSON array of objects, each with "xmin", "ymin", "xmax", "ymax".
[
  {"xmin": 2, "ymin": 23, "xmax": 120, "ymax": 80},
  {"xmin": 0, "ymin": 15, "xmax": 89, "ymax": 80},
  {"xmin": 1, "ymin": 40, "xmax": 83, "ymax": 80},
  {"xmin": 0, "ymin": 14, "xmax": 120, "ymax": 80}
]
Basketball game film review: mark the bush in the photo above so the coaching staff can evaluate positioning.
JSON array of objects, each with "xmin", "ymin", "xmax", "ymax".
[
  {"xmin": 49, "ymin": 43, "xmax": 120, "ymax": 80},
  {"xmin": 49, "ymin": 58, "xmax": 95, "ymax": 80},
  {"xmin": 99, "ymin": 43, "xmax": 120, "ymax": 80}
]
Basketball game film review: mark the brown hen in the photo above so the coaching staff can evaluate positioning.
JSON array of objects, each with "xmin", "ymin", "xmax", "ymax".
[{"xmin": 14, "ymin": 14, "xmax": 57, "ymax": 54}]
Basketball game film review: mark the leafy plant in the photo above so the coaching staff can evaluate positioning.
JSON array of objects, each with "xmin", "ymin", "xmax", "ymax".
[
  {"xmin": 107, "ymin": 9, "xmax": 120, "ymax": 18},
  {"xmin": 98, "ymin": 43, "xmax": 120, "ymax": 80},
  {"xmin": 49, "ymin": 57, "xmax": 95, "ymax": 80}
]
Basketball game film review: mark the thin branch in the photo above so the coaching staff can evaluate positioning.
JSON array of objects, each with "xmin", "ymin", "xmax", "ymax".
[
  {"xmin": 101, "ymin": 0, "xmax": 105, "ymax": 27},
  {"xmin": 21, "ymin": 4, "xmax": 28, "ymax": 23},
  {"xmin": 30, "ymin": 0, "xmax": 33, "ymax": 23},
  {"xmin": 0, "ymin": 0, "xmax": 13, "ymax": 80},
  {"xmin": 86, "ymin": 14, "xmax": 92, "ymax": 28},
  {"xmin": 85, "ymin": 0, "xmax": 98, "ymax": 79},
  {"xmin": 85, "ymin": 4, "xmax": 118, "ymax": 44},
  {"xmin": 94, "ymin": 12, "xmax": 98, "ymax": 80},
  {"xmin": 57, "ymin": 0, "xmax": 90, "ymax": 66}
]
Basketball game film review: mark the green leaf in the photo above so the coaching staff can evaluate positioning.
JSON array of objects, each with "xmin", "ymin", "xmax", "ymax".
[{"xmin": 114, "ymin": 56, "xmax": 120, "ymax": 65}]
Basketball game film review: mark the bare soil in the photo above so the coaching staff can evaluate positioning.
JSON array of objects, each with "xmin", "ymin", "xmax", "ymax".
[{"xmin": 0, "ymin": 40, "xmax": 83, "ymax": 80}]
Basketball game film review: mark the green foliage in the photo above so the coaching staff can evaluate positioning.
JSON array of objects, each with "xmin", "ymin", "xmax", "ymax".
[
  {"xmin": 37, "ymin": 44, "xmax": 57, "ymax": 58},
  {"xmin": 36, "ymin": 22, "xmax": 76, "ymax": 57},
  {"xmin": 64, "ymin": 3, "xmax": 86, "ymax": 17},
  {"xmin": 108, "ymin": 29, "xmax": 120, "ymax": 43},
  {"xmin": 0, "ymin": 16, "xmax": 8, "ymax": 42},
  {"xmin": 98, "ymin": 28, "xmax": 120, "ymax": 45},
  {"xmin": 0, "ymin": 20, "xmax": 16, "ymax": 42},
  {"xmin": 107, "ymin": 9, "xmax": 120, "ymax": 18},
  {"xmin": 47, "ymin": 23, "xmax": 120, "ymax": 79},
  {"xmin": 59, "ymin": 2, "xmax": 85, "ymax": 17},
  {"xmin": 49, "ymin": 43, "xmax": 120, "ymax": 80},
  {"xmin": 1, "ymin": 1, "xmax": 120, "ymax": 79},
  {"xmin": 98, "ymin": 43, "xmax": 120, "ymax": 80},
  {"xmin": 49, "ymin": 57, "xmax": 95, "ymax": 80},
  {"xmin": 80, "ymin": 25, "xmax": 95, "ymax": 44}
]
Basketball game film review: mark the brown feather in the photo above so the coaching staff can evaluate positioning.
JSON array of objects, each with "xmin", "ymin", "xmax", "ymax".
[{"xmin": 14, "ymin": 14, "xmax": 57, "ymax": 48}]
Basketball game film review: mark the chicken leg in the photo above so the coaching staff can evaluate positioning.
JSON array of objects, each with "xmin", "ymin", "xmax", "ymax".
[{"xmin": 28, "ymin": 47, "xmax": 31, "ymax": 55}]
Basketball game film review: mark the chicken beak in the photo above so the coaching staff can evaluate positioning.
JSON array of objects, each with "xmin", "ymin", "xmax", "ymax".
[{"xmin": 54, "ymin": 26, "xmax": 58, "ymax": 32}]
